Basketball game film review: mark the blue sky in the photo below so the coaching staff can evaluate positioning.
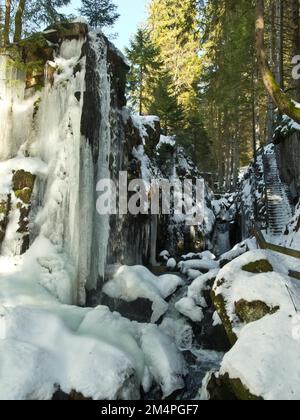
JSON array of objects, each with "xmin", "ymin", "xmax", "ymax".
[{"xmin": 65, "ymin": 0, "xmax": 148, "ymax": 51}]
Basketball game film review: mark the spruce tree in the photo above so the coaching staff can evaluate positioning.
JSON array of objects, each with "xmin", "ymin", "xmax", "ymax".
[
  {"xmin": 148, "ymin": 72, "xmax": 184, "ymax": 135},
  {"xmin": 78, "ymin": 0, "xmax": 119, "ymax": 29},
  {"xmin": 126, "ymin": 27, "xmax": 161, "ymax": 115}
]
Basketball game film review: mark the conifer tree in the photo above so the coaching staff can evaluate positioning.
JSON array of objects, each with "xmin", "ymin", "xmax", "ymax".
[
  {"xmin": 126, "ymin": 27, "xmax": 161, "ymax": 115},
  {"xmin": 148, "ymin": 71, "xmax": 184, "ymax": 135},
  {"xmin": 79, "ymin": 0, "xmax": 119, "ymax": 29}
]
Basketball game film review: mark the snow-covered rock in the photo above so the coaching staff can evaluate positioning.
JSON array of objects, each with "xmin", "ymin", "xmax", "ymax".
[
  {"xmin": 166, "ymin": 258, "xmax": 177, "ymax": 270},
  {"xmin": 210, "ymin": 248, "xmax": 300, "ymax": 400},
  {"xmin": 103, "ymin": 266, "xmax": 184, "ymax": 323},
  {"xmin": 179, "ymin": 259, "xmax": 219, "ymax": 274},
  {"xmin": 175, "ymin": 297, "xmax": 204, "ymax": 323}
]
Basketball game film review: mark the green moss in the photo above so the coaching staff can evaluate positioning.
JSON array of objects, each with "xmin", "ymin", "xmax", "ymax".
[
  {"xmin": 0, "ymin": 201, "xmax": 7, "ymax": 214},
  {"xmin": 220, "ymin": 374, "xmax": 263, "ymax": 401},
  {"xmin": 12, "ymin": 170, "xmax": 36, "ymax": 205},
  {"xmin": 211, "ymin": 289, "xmax": 237, "ymax": 346},
  {"xmin": 12, "ymin": 170, "xmax": 36, "ymax": 192},
  {"xmin": 242, "ymin": 259, "xmax": 273, "ymax": 274},
  {"xmin": 15, "ymin": 188, "xmax": 32, "ymax": 205},
  {"xmin": 235, "ymin": 299, "xmax": 279, "ymax": 324}
]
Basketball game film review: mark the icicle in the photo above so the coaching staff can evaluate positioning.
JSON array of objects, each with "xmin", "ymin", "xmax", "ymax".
[{"xmin": 89, "ymin": 34, "xmax": 112, "ymax": 287}]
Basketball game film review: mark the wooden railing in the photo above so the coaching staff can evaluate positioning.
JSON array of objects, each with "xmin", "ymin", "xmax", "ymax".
[{"xmin": 253, "ymin": 225, "xmax": 300, "ymax": 280}]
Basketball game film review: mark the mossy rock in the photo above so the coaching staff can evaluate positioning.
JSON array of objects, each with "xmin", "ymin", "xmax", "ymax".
[
  {"xmin": 43, "ymin": 22, "xmax": 88, "ymax": 44},
  {"xmin": 17, "ymin": 205, "xmax": 30, "ymax": 234},
  {"xmin": 218, "ymin": 374, "xmax": 263, "ymax": 401},
  {"xmin": 68, "ymin": 390, "xmax": 92, "ymax": 401},
  {"xmin": 206, "ymin": 373, "xmax": 237, "ymax": 400},
  {"xmin": 12, "ymin": 170, "xmax": 36, "ymax": 193},
  {"xmin": 0, "ymin": 200, "xmax": 8, "ymax": 214},
  {"xmin": 13, "ymin": 170, "xmax": 36, "ymax": 205},
  {"xmin": 11, "ymin": 170, "xmax": 36, "ymax": 254},
  {"xmin": 242, "ymin": 259, "xmax": 273, "ymax": 274},
  {"xmin": 235, "ymin": 299, "xmax": 279, "ymax": 324},
  {"xmin": 15, "ymin": 188, "xmax": 33, "ymax": 205},
  {"xmin": 52, "ymin": 388, "xmax": 92, "ymax": 401},
  {"xmin": 0, "ymin": 196, "xmax": 11, "ymax": 244},
  {"xmin": 211, "ymin": 289, "xmax": 237, "ymax": 346}
]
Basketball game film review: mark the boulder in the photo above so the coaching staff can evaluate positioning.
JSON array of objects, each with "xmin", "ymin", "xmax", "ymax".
[
  {"xmin": 207, "ymin": 373, "xmax": 262, "ymax": 401},
  {"xmin": 211, "ymin": 285, "xmax": 238, "ymax": 346},
  {"xmin": 101, "ymin": 295, "xmax": 154, "ymax": 323}
]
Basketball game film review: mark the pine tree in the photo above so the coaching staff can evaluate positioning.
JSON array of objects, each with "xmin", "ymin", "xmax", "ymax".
[
  {"xmin": 145, "ymin": 0, "xmax": 212, "ymax": 169},
  {"xmin": 126, "ymin": 27, "xmax": 161, "ymax": 115},
  {"xmin": 148, "ymin": 72, "xmax": 184, "ymax": 135},
  {"xmin": 148, "ymin": 0, "xmax": 202, "ymax": 113},
  {"xmin": 78, "ymin": 0, "xmax": 119, "ymax": 29}
]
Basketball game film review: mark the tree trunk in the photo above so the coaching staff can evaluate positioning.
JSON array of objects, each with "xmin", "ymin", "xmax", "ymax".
[
  {"xmin": 139, "ymin": 65, "xmax": 144, "ymax": 115},
  {"xmin": 14, "ymin": 0, "xmax": 26, "ymax": 43},
  {"xmin": 4, "ymin": 0, "xmax": 11, "ymax": 45},
  {"xmin": 256, "ymin": 0, "xmax": 300, "ymax": 123},
  {"xmin": 292, "ymin": 0, "xmax": 300, "ymax": 101},
  {"xmin": 274, "ymin": 0, "xmax": 284, "ymax": 89}
]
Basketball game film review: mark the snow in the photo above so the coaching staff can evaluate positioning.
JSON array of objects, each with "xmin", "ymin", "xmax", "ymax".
[
  {"xmin": 0, "ymin": 247, "xmax": 187, "ymax": 399},
  {"xmin": 188, "ymin": 270, "xmax": 219, "ymax": 307},
  {"xmin": 175, "ymin": 269, "xmax": 219, "ymax": 324},
  {"xmin": 213, "ymin": 250, "xmax": 293, "ymax": 336},
  {"xmin": 219, "ymin": 312, "xmax": 300, "ymax": 400},
  {"xmin": 103, "ymin": 266, "xmax": 184, "ymax": 323},
  {"xmin": 175, "ymin": 297, "xmax": 204, "ymax": 323},
  {"xmin": 179, "ymin": 259, "xmax": 219, "ymax": 274},
  {"xmin": 186, "ymin": 269, "xmax": 202, "ymax": 281},
  {"xmin": 220, "ymin": 241, "xmax": 248, "ymax": 264},
  {"xmin": 280, "ymin": 202, "xmax": 300, "ymax": 251},
  {"xmin": 157, "ymin": 135, "xmax": 176, "ymax": 149},
  {"xmin": 167, "ymin": 258, "xmax": 177, "ymax": 270},
  {"xmin": 200, "ymin": 251, "xmax": 216, "ymax": 260},
  {"xmin": 131, "ymin": 115, "xmax": 159, "ymax": 143},
  {"xmin": 212, "ymin": 311, "xmax": 222, "ymax": 327},
  {"xmin": 0, "ymin": 306, "xmax": 138, "ymax": 400},
  {"xmin": 140, "ymin": 324, "xmax": 187, "ymax": 398},
  {"xmin": 160, "ymin": 250, "xmax": 170, "ymax": 259}
]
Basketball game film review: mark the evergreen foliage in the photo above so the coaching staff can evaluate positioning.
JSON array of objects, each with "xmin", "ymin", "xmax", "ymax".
[{"xmin": 78, "ymin": 0, "xmax": 119, "ymax": 29}]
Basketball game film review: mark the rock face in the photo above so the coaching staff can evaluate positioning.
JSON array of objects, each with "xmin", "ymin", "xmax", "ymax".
[
  {"xmin": 12, "ymin": 170, "xmax": 36, "ymax": 254},
  {"xmin": 0, "ymin": 23, "xmax": 215, "ymax": 306},
  {"xmin": 0, "ymin": 196, "xmax": 10, "ymax": 244},
  {"xmin": 278, "ymin": 132, "xmax": 300, "ymax": 199}
]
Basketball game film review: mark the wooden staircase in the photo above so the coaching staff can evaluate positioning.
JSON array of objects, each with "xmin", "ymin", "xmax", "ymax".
[{"xmin": 263, "ymin": 150, "xmax": 293, "ymax": 236}]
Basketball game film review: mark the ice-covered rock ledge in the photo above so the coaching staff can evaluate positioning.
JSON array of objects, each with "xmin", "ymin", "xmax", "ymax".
[
  {"xmin": 0, "ymin": 23, "xmax": 189, "ymax": 400},
  {"xmin": 205, "ymin": 250, "xmax": 300, "ymax": 400}
]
